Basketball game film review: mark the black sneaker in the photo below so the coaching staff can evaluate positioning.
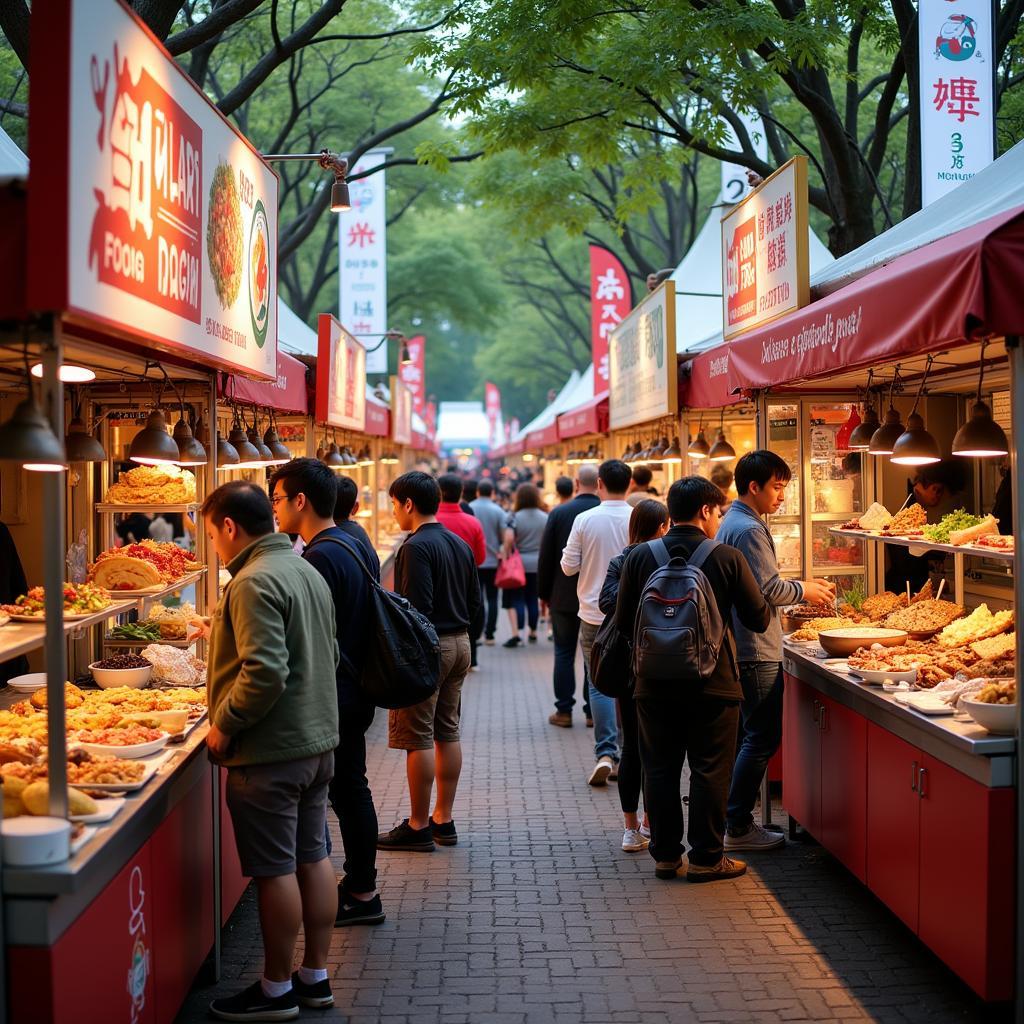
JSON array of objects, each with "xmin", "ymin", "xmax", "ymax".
[
  {"xmin": 431, "ymin": 818, "xmax": 458, "ymax": 846},
  {"xmin": 503, "ymin": 636, "xmax": 522, "ymax": 648},
  {"xmin": 289, "ymin": 972, "xmax": 334, "ymax": 1009},
  {"xmin": 209, "ymin": 981, "xmax": 299, "ymax": 1021},
  {"xmin": 335, "ymin": 886, "xmax": 386, "ymax": 926},
  {"xmin": 377, "ymin": 818, "xmax": 435, "ymax": 852}
]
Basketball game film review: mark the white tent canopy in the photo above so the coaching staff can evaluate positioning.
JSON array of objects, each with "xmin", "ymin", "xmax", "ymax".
[
  {"xmin": 437, "ymin": 401, "xmax": 491, "ymax": 448},
  {"xmin": 277, "ymin": 299, "xmax": 318, "ymax": 356},
  {"xmin": 0, "ymin": 125, "xmax": 27, "ymax": 183}
]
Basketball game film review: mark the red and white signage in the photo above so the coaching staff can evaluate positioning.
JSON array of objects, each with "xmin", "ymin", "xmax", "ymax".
[
  {"xmin": 722, "ymin": 157, "xmax": 809, "ymax": 340},
  {"xmin": 316, "ymin": 314, "xmax": 366, "ymax": 430},
  {"xmin": 221, "ymin": 351, "xmax": 309, "ymax": 414},
  {"xmin": 29, "ymin": 0, "xmax": 279, "ymax": 379},
  {"xmin": 484, "ymin": 381, "xmax": 502, "ymax": 447},
  {"xmin": 424, "ymin": 400, "xmax": 438, "ymax": 439},
  {"xmin": 391, "ymin": 376, "xmax": 413, "ymax": 446},
  {"xmin": 365, "ymin": 396, "xmax": 389, "ymax": 437},
  {"xmin": 399, "ymin": 334, "xmax": 426, "ymax": 413},
  {"xmin": 589, "ymin": 245, "xmax": 632, "ymax": 393}
]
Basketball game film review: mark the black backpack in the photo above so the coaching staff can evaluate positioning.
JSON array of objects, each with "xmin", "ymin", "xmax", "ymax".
[
  {"xmin": 308, "ymin": 535, "xmax": 441, "ymax": 709},
  {"xmin": 632, "ymin": 538, "xmax": 725, "ymax": 683}
]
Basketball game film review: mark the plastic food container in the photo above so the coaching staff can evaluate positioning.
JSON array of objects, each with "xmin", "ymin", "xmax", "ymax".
[
  {"xmin": 1, "ymin": 816, "xmax": 72, "ymax": 866},
  {"xmin": 88, "ymin": 661, "xmax": 153, "ymax": 689}
]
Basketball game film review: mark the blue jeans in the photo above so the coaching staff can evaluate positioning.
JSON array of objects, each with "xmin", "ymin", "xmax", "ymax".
[
  {"xmin": 726, "ymin": 662, "xmax": 784, "ymax": 832},
  {"xmin": 579, "ymin": 620, "xmax": 620, "ymax": 762},
  {"xmin": 551, "ymin": 609, "xmax": 589, "ymax": 716},
  {"xmin": 503, "ymin": 572, "xmax": 539, "ymax": 632}
]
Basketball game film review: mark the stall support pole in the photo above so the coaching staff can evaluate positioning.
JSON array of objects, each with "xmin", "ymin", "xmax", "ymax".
[{"xmin": 1005, "ymin": 334, "xmax": 1024, "ymax": 1021}]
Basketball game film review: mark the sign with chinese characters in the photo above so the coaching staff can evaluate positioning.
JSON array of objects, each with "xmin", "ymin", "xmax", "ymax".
[
  {"xmin": 398, "ymin": 334, "xmax": 426, "ymax": 413},
  {"xmin": 589, "ymin": 245, "xmax": 632, "ymax": 394},
  {"xmin": 316, "ymin": 314, "xmax": 366, "ymax": 431},
  {"xmin": 919, "ymin": 0, "xmax": 994, "ymax": 206},
  {"xmin": 485, "ymin": 382, "xmax": 503, "ymax": 447},
  {"xmin": 608, "ymin": 280, "xmax": 677, "ymax": 430},
  {"xmin": 720, "ymin": 109, "xmax": 769, "ymax": 205},
  {"xmin": 508, "ymin": 417, "xmax": 520, "ymax": 442},
  {"xmin": 39, "ymin": 0, "xmax": 278, "ymax": 379},
  {"xmin": 339, "ymin": 150, "xmax": 389, "ymax": 374},
  {"xmin": 721, "ymin": 157, "xmax": 809, "ymax": 340},
  {"xmin": 390, "ymin": 376, "xmax": 413, "ymax": 445}
]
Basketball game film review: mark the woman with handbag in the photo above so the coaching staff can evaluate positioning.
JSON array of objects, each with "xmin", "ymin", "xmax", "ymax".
[
  {"xmin": 597, "ymin": 499, "xmax": 669, "ymax": 852},
  {"xmin": 499, "ymin": 484, "xmax": 548, "ymax": 647}
]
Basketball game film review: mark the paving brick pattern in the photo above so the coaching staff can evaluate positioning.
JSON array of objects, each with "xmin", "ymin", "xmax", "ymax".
[{"xmin": 178, "ymin": 622, "xmax": 1007, "ymax": 1023}]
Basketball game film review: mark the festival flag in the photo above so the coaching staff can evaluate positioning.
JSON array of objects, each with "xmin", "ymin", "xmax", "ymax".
[
  {"xmin": 399, "ymin": 334, "xmax": 426, "ymax": 413},
  {"xmin": 589, "ymin": 245, "xmax": 632, "ymax": 394}
]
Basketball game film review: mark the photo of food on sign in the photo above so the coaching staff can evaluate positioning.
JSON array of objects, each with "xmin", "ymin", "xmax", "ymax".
[
  {"xmin": 207, "ymin": 161, "xmax": 243, "ymax": 308},
  {"xmin": 248, "ymin": 200, "xmax": 271, "ymax": 347}
]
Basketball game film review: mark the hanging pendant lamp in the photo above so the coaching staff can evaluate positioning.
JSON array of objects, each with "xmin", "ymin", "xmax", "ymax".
[
  {"xmin": 891, "ymin": 357, "xmax": 942, "ymax": 466},
  {"xmin": 688, "ymin": 417, "xmax": 710, "ymax": 460},
  {"xmin": 324, "ymin": 442, "xmax": 346, "ymax": 468},
  {"xmin": 0, "ymin": 393, "xmax": 67, "ymax": 471},
  {"xmin": 129, "ymin": 407, "xmax": 181, "ymax": 465},
  {"xmin": 227, "ymin": 412, "xmax": 262, "ymax": 467},
  {"xmin": 708, "ymin": 413, "xmax": 736, "ymax": 461},
  {"xmin": 215, "ymin": 432, "xmax": 240, "ymax": 470},
  {"xmin": 868, "ymin": 371, "xmax": 905, "ymax": 456},
  {"xmin": 848, "ymin": 405, "xmax": 880, "ymax": 450},
  {"xmin": 661, "ymin": 436, "xmax": 683, "ymax": 464},
  {"xmin": 172, "ymin": 412, "xmax": 208, "ymax": 467},
  {"xmin": 952, "ymin": 343, "xmax": 1009, "ymax": 457}
]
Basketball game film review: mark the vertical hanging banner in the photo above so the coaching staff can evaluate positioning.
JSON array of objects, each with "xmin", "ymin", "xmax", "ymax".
[
  {"xmin": 398, "ymin": 334, "xmax": 426, "ymax": 413},
  {"xmin": 339, "ymin": 150, "xmax": 388, "ymax": 373},
  {"xmin": 508, "ymin": 417, "xmax": 521, "ymax": 441},
  {"xmin": 424, "ymin": 400, "xmax": 438, "ymax": 440},
  {"xmin": 484, "ymin": 382, "xmax": 503, "ymax": 447},
  {"xmin": 390, "ymin": 376, "xmax": 413, "ymax": 445},
  {"xmin": 919, "ymin": 0, "xmax": 994, "ymax": 206},
  {"xmin": 589, "ymin": 245, "xmax": 633, "ymax": 395}
]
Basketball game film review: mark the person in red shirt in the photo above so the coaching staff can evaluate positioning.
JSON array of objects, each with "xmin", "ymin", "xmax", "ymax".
[{"xmin": 437, "ymin": 474, "xmax": 486, "ymax": 669}]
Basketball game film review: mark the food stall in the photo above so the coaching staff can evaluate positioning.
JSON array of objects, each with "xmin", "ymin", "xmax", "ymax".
[
  {"xmin": 698, "ymin": 151, "xmax": 1024, "ymax": 1003},
  {"xmin": 0, "ymin": 1, "xmax": 282, "ymax": 1019}
]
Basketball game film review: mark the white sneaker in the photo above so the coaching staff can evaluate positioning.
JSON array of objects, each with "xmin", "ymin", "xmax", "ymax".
[
  {"xmin": 639, "ymin": 822, "xmax": 651, "ymax": 840},
  {"xmin": 622, "ymin": 828, "xmax": 649, "ymax": 852},
  {"xmin": 724, "ymin": 822, "xmax": 786, "ymax": 852},
  {"xmin": 588, "ymin": 756, "xmax": 614, "ymax": 786}
]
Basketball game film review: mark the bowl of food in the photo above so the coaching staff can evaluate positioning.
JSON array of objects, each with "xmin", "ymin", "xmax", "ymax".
[
  {"xmin": 781, "ymin": 604, "xmax": 836, "ymax": 634},
  {"xmin": 852, "ymin": 665, "xmax": 918, "ymax": 686},
  {"xmin": 88, "ymin": 655, "xmax": 153, "ymax": 689},
  {"xmin": 960, "ymin": 681, "xmax": 1017, "ymax": 735},
  {"xmin": 818, "ymin": 627, "xmax": 908, "ymax": 658}
]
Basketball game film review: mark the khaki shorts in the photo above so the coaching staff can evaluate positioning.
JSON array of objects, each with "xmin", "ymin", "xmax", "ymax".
[{"xmin": 389, "ymin": 632, "xmax": 471, "ymax": 750}]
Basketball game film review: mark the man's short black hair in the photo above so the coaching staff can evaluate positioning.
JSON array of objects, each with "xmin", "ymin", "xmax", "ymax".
[
  {"xmin": 631, "ymin": 465, "xmax": 653, "ymax": 488},
  {"xmin": 555, "ymin": 476, "xmax": 573, "ymax": 499},
  {"xmin": 334, "ymin": 475, "xmax": 359, "ymax": 521},
  {"xmin": 463, "ymin": 478, "xmax": 478, "ymax": 502},
  {"xmin": 478, "ymin": 480, "xmax": 494, "ymax": 498},
  {"xmin": 598, "ymin": 459, "xmax": 632, "ymax": 495},
  {"xmin": 438, "ymin": 473, "xmax": 464, "ymax": 504},
  {"xmin": 269, "ymin": 458, "xmax": 338, "ymax": 519},
  {"xmin": 201, "ymin": 480, "xmax": 274, "ymax": 536},
  {"xmin": 390, "ymin": 471, "xmax": 441, "ymax": 515},
  {"xmin": 667, "ymin": 476, "xmax": 727, "ymax": 522},
  {"xmin": 734, "ymin": 450, "xmax": 793, "ymax": 496}
]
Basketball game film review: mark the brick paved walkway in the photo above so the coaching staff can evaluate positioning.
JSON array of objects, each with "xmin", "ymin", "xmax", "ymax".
[{"xmin": 178, "ymin": 620, "xmax": 1005, "ymax": 1023}]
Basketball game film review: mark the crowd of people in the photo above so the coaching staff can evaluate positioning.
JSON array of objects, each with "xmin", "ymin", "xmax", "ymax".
[{"xmin": 197, "ymin": 450, "xmax": 835, "ymax": 1021}]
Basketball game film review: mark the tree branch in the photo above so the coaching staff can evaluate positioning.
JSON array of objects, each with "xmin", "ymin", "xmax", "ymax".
[{"xmin": 164, "ymin": 0, "xmax": 265, "ymax": 53}]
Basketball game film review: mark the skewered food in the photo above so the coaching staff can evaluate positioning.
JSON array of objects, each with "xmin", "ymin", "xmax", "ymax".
[
  {"xmin": 883, "ymin": 599, "xmax": 964, "ymax": 633},
  {"xmin": 103, "ymin": 464, "xmax": 196, "ymax": 505},
  {"xmin": 882, "ymin": 503, "xmax": 927, "ymax": 535},
  {"xmin": 1, "ymin": 582, "xmax": 111, "ymax": 618},
  {"xmin": 936, "ymin": 604, "xmax": 1013, "ymax": 648}
]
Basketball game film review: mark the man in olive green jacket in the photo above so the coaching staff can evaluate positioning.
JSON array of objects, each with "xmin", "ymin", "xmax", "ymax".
[{"xmin": 202, "ymin": 481, "xmax": 340, "ymax": 1021}]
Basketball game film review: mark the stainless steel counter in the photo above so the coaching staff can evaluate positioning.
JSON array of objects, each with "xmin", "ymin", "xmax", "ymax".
[{"xmin": 784, "ymin": 643, "xmax": 1015, "ymax": 787}]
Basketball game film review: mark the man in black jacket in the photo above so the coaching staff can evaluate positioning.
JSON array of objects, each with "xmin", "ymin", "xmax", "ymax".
[
  {"xmin": 537, "ymin": 464, "xmax": 600, "ymax": 727},
  {"xmin": 615, "ymin": 477, "xmax": 772, "ymax": 883}
]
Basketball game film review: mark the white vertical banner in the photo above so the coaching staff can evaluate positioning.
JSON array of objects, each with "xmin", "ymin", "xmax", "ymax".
[
  {"xmin": 919, "ymin": 0, "xmax": 994, "ymax": 206},
  {"xmin": 339, "ymin": 150, "xmax": 389, "ymax": 373},
  {"xmin": 720, "ymin": 109, "xmax": 769, "ymax": 206}
]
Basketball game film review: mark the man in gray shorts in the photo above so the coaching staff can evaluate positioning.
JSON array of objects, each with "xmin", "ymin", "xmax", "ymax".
[
  {"xmin": 202, "ymin": 481, "xmax": 340, "ymax": 1021},
  {"xmin": 378, "ymin": 472, "xmax": 481, "ymax": 853}
]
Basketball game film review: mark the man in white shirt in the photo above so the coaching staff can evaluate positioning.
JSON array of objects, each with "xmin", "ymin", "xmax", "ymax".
[{"xmin": 561, "ymin": 459, "xmax": 633, "ymax": 785}]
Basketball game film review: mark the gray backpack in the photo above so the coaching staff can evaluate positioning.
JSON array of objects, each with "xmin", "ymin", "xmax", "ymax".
[{"xmin": 632, "ymin": 538, "xmax": 725, "ymax": 683}]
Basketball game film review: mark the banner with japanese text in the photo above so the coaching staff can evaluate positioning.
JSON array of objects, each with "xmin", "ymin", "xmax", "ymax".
[
  {"xmin": 589, "ymin": 245, "xmax": 632, "ymax": 395},
  {"xmin": 339, "ymin": 150, "xmax": 388, "ymax": 373},
  {"xmin": 721, "ymin": 157, "xmax": 810, "ymax": 340},
  {"xmin": 399, "ymin": 334, "xmax": 426, "ymax": 413},
  {"xmin": 316, "ymin": 314, "xmax": 365, "ymax": 431},
  {"xmin": 484, "ymin": 382, "xmax": 503, "ymax": 447},
  {"xmin": 919, "ymin": 0, "xmax": 994, "ymax": 206},
  {"xmin": 46, "ymin": 0, "xmax": 278, "ymax": 378}
]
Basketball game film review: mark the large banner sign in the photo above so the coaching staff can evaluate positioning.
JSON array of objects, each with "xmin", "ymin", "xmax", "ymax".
[
  {"xmin": 316, "ymin": 314, "xmax": 366, "ymax": 431},
  {"xmin": 919, "ymin": 0, "xmax": 994, "ymax": 206},
  {"xmin": 721, "ymin": 157, "xmax": 810, "ymax": 341},
  {"xmin": 485, "ymin": 382, "xmax": 503, "ymax": 447},
  {"xmin": 589, "ymin": 245, "xmax": 632, "ymax": 394},
  {"xmin": 339, "ymin": 151, "xmax": 389, "ymax": 374},
  {"xmin": 399, "ymin": 334, "xmax": 426, "ymax": 413},
  {"xmin": 30, "ymin": 0, "xmax": 279, "ymax": 379},
  {"xmin": 608, "ymin": 280, "xmax": 677, "ymax": 430}
]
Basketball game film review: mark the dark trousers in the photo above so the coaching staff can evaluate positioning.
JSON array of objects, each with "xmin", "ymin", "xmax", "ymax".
[
  {"xmin": 328, "ymin": 701, "xmax": 378, "ymax": 893},
  {"xmin": 504, "ymin": 572, "xmax": 539, "ymax": 631},
  {"xmin": 727, "ymin": 662, "xmax": 784, "ymax": 831},
  {"xmin": 636, "ymin": 691, "xmax": 739, "ymax": 867},
  {"xmin": 551, "ymin": 608, "xmax": 589, "ymax": 716},
  {"xmin": 478, "ymin": 567, "xmax": 499, "ymax": 639},
  {"xmin": 617, "ymin": 691, "xmax": 642, "ymax": 815}
]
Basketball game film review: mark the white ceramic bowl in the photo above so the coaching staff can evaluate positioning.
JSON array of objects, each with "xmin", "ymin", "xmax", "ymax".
[
  {"xmin": 851, "ymin": 666, "xmax": 918, "ymax": 686},
  {"xmin": 7, "ymin": 672, "xmax": 47, "ymax": 693},
  {"xmin": 77, "ymin": 733, "xmax": 169, "ymax": 759},
  {"xmin": 960, "ymin": 697, "xmax": 1017, "ymax": 735},
  {"xmin": 1, "ymin": 816, "xmax": 71, "ymax": 866},
  {"xmin": 88, "ymin": 661, "xmax": 152, "ymax": 689}
]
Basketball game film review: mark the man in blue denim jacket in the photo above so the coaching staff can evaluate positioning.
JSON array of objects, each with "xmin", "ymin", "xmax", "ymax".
[{"xmin": 716, "ymin": 451, "xmax": 835, "ymax": 852}]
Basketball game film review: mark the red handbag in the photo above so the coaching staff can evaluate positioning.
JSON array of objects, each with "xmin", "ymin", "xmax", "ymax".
[{"xmin": 495, "ymin": 548, "xmax": 526, "ymax": 589}]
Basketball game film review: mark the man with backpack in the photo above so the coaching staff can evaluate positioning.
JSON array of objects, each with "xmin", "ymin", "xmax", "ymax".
[
  {"xmin": 270, "ymin": 459, "xmax": 385, "ymax": 928},
  {"xmin": 614, "ymin": 477, "xmax": 772, "ymax": 883},
  {"xmin": 717, "ymin": 451, "xmax": 836, "ymax": 853},
  {"xmin": 379, "ymin": 471, "xmax": 482, "ymax": 852}
]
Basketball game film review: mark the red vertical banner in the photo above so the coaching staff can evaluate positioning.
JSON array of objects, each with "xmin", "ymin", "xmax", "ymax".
[
  {"xmin": 399, "ymin": 334, "xmax": 426, "ymax": 413},
  {"xmin": 424, "ymin": 400, "xmax": 437, "ymax": 439},
  {"xmin": 589, "ymin": 244, "xmax": 633, "ymax": 394},
  {"xmin": 485, "ymin": 381, "xmax": 502, "ymax": 447}
]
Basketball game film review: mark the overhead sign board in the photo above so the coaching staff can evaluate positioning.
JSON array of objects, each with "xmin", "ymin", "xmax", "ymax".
[
  {"xmin": 316, "ymin": 314, "xmax": 365, "ymax": 430},
  {"xmin": 721, "ymin": 156, "xmax": 809, "ymax": 341},
  {"xmin": 29, "ymin": 0, "xmax": 279, "ymax": 379},
  {"xmin": 608, "ymin": 280, "xmax": 677, "ymax": 430}
]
